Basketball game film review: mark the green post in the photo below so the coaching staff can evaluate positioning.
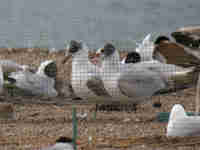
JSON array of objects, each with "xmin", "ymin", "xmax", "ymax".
[{"xmin": 72, "ymin": 107, "xmax": 77, "ymax": 150}]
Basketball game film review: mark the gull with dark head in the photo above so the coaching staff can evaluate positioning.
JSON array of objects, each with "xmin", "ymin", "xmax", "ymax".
[
  {"xmin": 96, "ymin": 43, "xmax": 168, "ymax": 103},
  {"xmin": 153, "ymin": 35, "xmax": 200, "ymax": 68},
  {"xmin": 64, "ymin": 40, "xmax": 110, "ymax": 101},
  {"xmin": 121, "ymin": 51, "xmax": 141, "ymax": 64},
  {"xmin": 8, "ymin": 60, "xmax": 58, "ymax": 97},
  {"xmin": 121, "ymin": 34, "xmax": 166, "ymax": 65},
  {"xmin": 96, "ymin": 42, "xmax": 198, "ymax": 103}
]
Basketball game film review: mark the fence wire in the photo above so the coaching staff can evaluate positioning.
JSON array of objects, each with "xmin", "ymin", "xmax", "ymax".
[{"xmin": 0, "ymin": 38, "xmax": 199, "ymax": 150}]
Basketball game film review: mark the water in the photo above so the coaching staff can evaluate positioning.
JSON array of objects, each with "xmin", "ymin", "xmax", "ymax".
[{"xmin": 0, "ymin": 0, "xmax": 200, "ymax": 50}]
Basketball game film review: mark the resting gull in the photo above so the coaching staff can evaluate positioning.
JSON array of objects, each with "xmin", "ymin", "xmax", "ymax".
[
  {"xmin": 121, "ymin": 34, "xmax": 166, "ymax": 64},
  {"xmin": 8, "ymin": 60, "xmax": 58, "ymax": 97},
  {"xmin": 64, "ymin": 40, "xmax": 110, "ymax": 102},
  {"xmin": 96, "ymin": 43, "xmax": 197, "ymax": 103},
  {"xmin": 121, "ymin": 51, "xmax": 141, "ymax": 64},
  {"xmin": 153, "ymin": 35, "xmax": 200, "ymax": 67},
  {"xmin": 135, "ymin": 33, "xmax": 156, "ymax": 62}
]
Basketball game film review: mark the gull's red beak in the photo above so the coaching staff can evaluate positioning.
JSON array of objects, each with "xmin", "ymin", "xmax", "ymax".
[
  {"xmin": 76, "ymin": 140, "xmax": 81, "ymax": 145},
  {"xmin": 95, "ymin": 48, "xmax": 104, "ymax": 58},
  {"xmin": 95, "ymin": 53, "xmax": 101, "ymax": 58}
]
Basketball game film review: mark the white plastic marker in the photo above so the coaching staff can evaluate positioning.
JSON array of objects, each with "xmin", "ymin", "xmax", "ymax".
[{"xmin": 167, "ymin": 104, "xmax": 200, "ymax": 137}]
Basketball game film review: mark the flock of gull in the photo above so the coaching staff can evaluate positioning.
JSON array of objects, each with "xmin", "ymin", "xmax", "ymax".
[
  {"xmin": 41, "ymin": 27, "xmax": 200, "ymax": 149},
  {"xmin": 61, "ymin": 33, "xmax": 200, "ymax": 107},
  {"xmin": 0, "ymin": 28, "xmax": 199, "ymax": 106},
  {"xmin": 0, "ymin": 26, "xmax": 199, "ymax": 149}
]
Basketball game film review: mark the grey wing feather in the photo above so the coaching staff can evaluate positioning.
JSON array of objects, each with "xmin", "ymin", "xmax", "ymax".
[
  {"xmin": 9, "ymin": 71, "xmax": 54, "ymax": 94},
  {"xmin": 87, "ymin": 76, "xmax": 110, "ymax": 97},
  {"xmin": 118, "ymin": 68, "xmax": 167, "ymax": 98}
]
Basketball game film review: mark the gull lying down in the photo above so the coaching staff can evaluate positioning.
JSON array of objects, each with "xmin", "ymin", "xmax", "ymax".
[
  {"xmin": 8, "ymin": 60, "xmax": 58, "ymax": 97},
  {"xmin": 121, "ymin": 51, "xmax": 141, "ymax": 64},
  {"xmin": 96, "ymin": 43, "xmax": 166, "ymax": 102},
  {"xmin": 135, "ymin": 33, "xmax": 156, "ymax": 62},
  {"xmin": 153, "ymin": 35, "xmax": 200, "ymax": 67},
  {"xmin": 121, "ymin": 34, "xmax": 167, "ymax": 65},
  {"xmin": 96, "ymin": 43, "xmax": 198, "ymax": 103}
]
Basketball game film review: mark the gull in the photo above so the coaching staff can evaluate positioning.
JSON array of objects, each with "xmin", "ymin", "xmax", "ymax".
[
  {"xmin": 8, "ymin": 60, "xmax": 58, "ymax": 97},
  {"xmin": 121, "ymin": 34, "xmax": 166, "ymax": 65},
  {"xmin": 153, "ymin": 35, "xmax": 200, "ymax": 68},
  {"xmin": 135, "ymin": 33, "xmax": 156, "ymax": 62},
  {"xmin": 121, "ymin": 51, "xmax": 141, "ymax": 64},
  {"xmin": 41, "ymin": 136, "xmax": 80, "ymax": 150},
  {"xmin": 171, "ymin": 25, "xmax": 200, "ymax": 48},
  {"xmin": 96, "ymin": 43, "xmax": 197, "ymax": 103},
  {"xmin": 96, "ymin": 43, "xmax": 167, "ymax": 103},
  {"xmin": 63, "ymin": 40, "xmax": 110, "ymax": 101}
]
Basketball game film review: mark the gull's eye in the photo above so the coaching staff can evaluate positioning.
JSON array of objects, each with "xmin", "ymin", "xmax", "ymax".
[{"xmin": 101, "ymin": 48, "xmax": 104, "ymax": 53}]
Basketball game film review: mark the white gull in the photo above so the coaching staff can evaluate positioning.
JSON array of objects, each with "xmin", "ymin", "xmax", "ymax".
[
  {"xmin": 65, "ymin": 40, "xmax": 110, "ymax": 101},
  {"xmin": 121, "ymin": 34, "xmax": 166, "ymax": 65},
  {"xmin": 8, "ymin": 60, "xmax": 58, "ymax": 97},
  {"xmin": 96, "ymin": 43, "xmax": 196, "ymax": 103}
]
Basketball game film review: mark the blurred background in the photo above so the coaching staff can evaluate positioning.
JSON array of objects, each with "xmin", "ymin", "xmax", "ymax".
[{"xmin": 0, "ymin": 0, "xmax": 200, "ymax": 49}]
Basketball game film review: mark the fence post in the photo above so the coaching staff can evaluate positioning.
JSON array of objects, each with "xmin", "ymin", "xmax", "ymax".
[{"xmin": 72, "ymin": 107, "xmax": 77, "ymax": 150}]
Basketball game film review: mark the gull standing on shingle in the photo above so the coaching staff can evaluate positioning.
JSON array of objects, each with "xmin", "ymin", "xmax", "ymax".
[{"xmin": 63, "ymin": 40, "xmax": 110, "ymax": 101}]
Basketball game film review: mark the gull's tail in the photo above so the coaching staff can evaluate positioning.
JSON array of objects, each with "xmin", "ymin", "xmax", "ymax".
[{"xmin": 155, "ymin": 65, "xmax": 200, "ymax": 95}]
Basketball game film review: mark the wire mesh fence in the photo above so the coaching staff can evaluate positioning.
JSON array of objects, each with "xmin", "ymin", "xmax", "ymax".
[{"xmin": 0, "ymin": 34, "xmax": 199, "ymax": 150}]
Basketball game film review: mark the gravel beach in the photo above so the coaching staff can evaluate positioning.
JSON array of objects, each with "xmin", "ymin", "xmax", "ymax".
[{"xmin": 0, "ymin": 48, "xmax": 199, "ymax": 150}]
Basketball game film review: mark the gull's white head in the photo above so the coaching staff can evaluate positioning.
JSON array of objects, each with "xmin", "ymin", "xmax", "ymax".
[{"xmin": 36, "ymin": 60, "xmax": 57, "ymax": 78}]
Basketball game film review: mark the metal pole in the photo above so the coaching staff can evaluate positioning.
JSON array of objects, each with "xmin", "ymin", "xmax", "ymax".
[{"xmin": 72, "ymin": 107, "xmax": 77, "ymax": 150}]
